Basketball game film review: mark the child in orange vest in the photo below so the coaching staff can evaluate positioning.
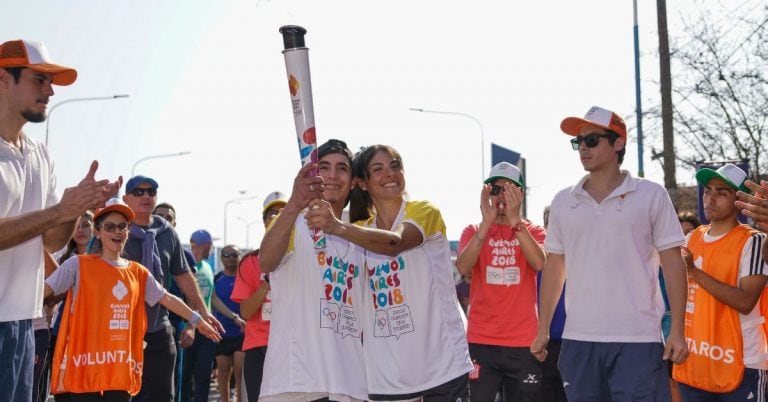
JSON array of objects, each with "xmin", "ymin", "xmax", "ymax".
[{"xmin": 44, "ymin": 199, "xmax": 221, "ymax": 401}]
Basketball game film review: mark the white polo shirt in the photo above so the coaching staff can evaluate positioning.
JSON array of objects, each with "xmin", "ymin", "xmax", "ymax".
[
  {"xmin": 0, "ymin": 135, "xmax": 59, "ymax": 322},
  {"xmin": 545, "ymin": 171, "xmax": 684, "ymax": 343}
]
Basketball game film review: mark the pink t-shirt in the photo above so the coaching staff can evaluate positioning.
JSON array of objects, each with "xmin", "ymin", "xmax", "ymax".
[
  {"xmin": 231, "ymin": 254, "xmax": 270, "ymax": 350},
  {"xmin": 459, "ymin": 222, "xmax": 546, "ymax": 347}
]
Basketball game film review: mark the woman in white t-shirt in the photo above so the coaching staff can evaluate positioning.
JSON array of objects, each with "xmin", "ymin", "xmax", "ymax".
[{"xmin": 342, "ymin": 145, "xmax": 473, "ymax": 401}]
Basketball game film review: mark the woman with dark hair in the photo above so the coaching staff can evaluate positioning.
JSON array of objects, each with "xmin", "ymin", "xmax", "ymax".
[
  {"xmin": 58, "ymin": 211, "xmax": 96, "ymax": 264},
  {"xmin": 44, "ymin": 199, "xmax": 221, "ymax": 402},
  {"xmin": 677, "ymin": 211, "xmax": 701, "ymax": 235},
  {"xmin": 308, "ymin": 144, "xmax": 472, "ymax": 401}
]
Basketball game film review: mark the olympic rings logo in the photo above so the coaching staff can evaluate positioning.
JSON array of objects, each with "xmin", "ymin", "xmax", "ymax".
[{"xmin": 322, "ymin": 308, "xmax": 337, "ymax": 321}]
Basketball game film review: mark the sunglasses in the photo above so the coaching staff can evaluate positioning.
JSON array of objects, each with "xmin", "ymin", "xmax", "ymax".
[
  {"xmin": 222, "ymin": 252, "xmax": 240, "ymax": 258},
  {"xmin": 570, "ymin": 133, "xmax": 615, "ymax": 150},
  {"xmin": 98, "ymin": 222, "xmax": 130, "ymax": 233},
  {"xmin": 129, "ymin": 187, "xmax": 157, "ymax": 197},
  {"xmin": 264, "ymin": 210, "xmax": 280, "ymax": 220},
  {"xmin": 490, "ymin": 184, "xmax": 505, "ymax": 196}
]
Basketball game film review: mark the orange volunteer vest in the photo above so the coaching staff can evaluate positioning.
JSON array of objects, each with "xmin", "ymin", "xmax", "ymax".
[
  {"xmin": 51, "ymin": 255, "xmax": 150, "ymax": 395},
  {"xmin": 673, "ymin": 224, "xmax": 756, "ymax": 393}
]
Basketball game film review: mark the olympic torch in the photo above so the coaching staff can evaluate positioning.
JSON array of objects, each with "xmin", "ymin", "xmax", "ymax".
[{"xmin": 280, "ymin": 25, "xmax": 326, "ymax": 249}]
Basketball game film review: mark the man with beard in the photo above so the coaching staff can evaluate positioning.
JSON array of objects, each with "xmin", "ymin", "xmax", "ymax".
[{"xmin": 0, "ymin": 39, "xmax": 120, "ymax": 402}]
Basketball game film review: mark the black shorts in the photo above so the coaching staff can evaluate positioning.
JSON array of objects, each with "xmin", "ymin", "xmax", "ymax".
[
  {"xmin": 369, "ymin": 372, "xmax": 469, "ymax": 401},
  {"xmin": 215, "ymin": 336, "xmax": 244, "ymax": 357},
  {"xmin": 468, "ymin": 343, "xmax": 542, "ymax": 402}
]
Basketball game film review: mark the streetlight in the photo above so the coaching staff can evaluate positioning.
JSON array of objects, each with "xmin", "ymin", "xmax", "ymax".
[
  {"xmin": 45, "ymin": 94, "xmax": 130, "ymax": 146},
  {"xmin": 237, "ymin": 217, "xmax": 261, "ymax": 249},
  {"xmin": 223, "ymin": 194, "xmax": 258, "ymax": 246},
  {"xmin": 130, "ymin": 151, "xmax": 191, "ymax": 178},
  {"xmin": 409, "ymin": 108, "xmax": 485, "ymax": 180}
]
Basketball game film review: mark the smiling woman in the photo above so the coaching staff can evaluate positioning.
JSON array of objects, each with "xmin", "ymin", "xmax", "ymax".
[
  {"xmin": 345, "ymin": 144, "xmax": 473, "ymax": 401},
  {"xmin": 42, "ymin": 198, "xmax": 221, "ymax": 402}
]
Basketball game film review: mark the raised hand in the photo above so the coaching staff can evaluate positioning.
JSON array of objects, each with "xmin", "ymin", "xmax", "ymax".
[
  {"xmin": 479, "ymin": 184, "xmax": 497, "ymax": 225},
  {"xmin": 305, "ymin": 199, "xmax": 341, "ymax": 234},
  {"xmin": 501, "ymin": 183, "xmax": 523, "ymax": 227},
  {"xmin": 736, "ymin": 180, "xmax": 768, "ymax": 231},
  {"xmin": 288, "ymin": 163, "xmax": 325, "ymax": 210},
  {"xmin": 106, "ymin": 175, "xmax": 123, "ymax": 199},
  {"xmin": 57, "ymin": 161, "xmax": 111, "ymax": 221}
]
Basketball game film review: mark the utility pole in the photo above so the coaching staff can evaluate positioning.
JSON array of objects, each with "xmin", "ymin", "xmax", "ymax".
[
  {"xmin": 657, "ymin": 0, "xmax": 678, "ymax": 204},
  {"xmin": 633, "ymin": 0, "xmax": 645, "ymax": 178}
]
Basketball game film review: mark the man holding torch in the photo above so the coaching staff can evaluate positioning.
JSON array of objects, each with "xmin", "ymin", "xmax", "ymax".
[{"xmin": 258, "ymin": 139, "xmax": 367, "ymax": 402}]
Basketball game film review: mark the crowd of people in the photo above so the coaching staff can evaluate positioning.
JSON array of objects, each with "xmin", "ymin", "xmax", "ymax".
[{"xmin": 3, "ymin": 38, "xmax": 768, "ymax": 402}]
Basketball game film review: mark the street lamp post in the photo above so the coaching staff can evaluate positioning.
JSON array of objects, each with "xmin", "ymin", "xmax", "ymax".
[
  {"xmin": 45, "ymin": 94, "xmax": 130, "ymax": 146},
  {"xmin": 409, "ymin": 108, "xmax": 485, "ymax": 180},
  {"xmin": 237, "ymin": 217, "xmax": 260, "ymax": 249},
  {"xmin": 223, "ymin": 194, "xmax": 258, "ymax": 246},
  {"xmin": 130, "ymin": 151, "xmax": 191, "ymax": 178}
]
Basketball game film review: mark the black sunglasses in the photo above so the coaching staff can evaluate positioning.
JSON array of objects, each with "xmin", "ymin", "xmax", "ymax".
[
  {"xmin": 129, "ymin": 188, "xmax": 157, "ymax": 197},
  {"xmin": 570, "ymin": 133, "xmax": 615, "ymax": 150},
  {"xmin": 490, "ymin": 184, "xmax": 505, "ymax": 196},
  {"xmin": 98, "ymin": 222, "xmax": 130, "ymax": 233},
  {"xmin": 222, "ymin": 252, "xmax": 240, "ymax": 258},
  {"xmin": 263, "ymin": 210, "xmax": 280, "ymax": 220}
]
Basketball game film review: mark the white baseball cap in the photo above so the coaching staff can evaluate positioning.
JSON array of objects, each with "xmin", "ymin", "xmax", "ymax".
[
  {"xmin": 262, "ymin": 191, "xmax": 288, "ymax": 214},
  {"xmin": 561, "ymin": 106, "xmax": 627, "ymax": 138},
  {"xmin": 485, "ymin": 162, "xmax": 523, "ymax": 188},
  {"xmin": 695, "ymin": 163, "xmax": 750, "ymax": 193}
]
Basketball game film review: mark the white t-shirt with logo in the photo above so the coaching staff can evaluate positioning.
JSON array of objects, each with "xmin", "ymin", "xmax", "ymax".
[
  {"xmin": 260, "ymin": 213, "xmax": 367, "ymax": 402},
  {"xmin": 356, "ymin": 200, "xmax": 472, "ymax": 396}
]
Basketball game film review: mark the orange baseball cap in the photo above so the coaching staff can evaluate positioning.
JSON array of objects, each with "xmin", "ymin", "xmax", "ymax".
[
  {"xmin": 94, "ymin": 198, "xmax": 136, "ymax": 222},
  {"xmin": 0, "ymin": 39, "xmax": 77, "ymax": 86},
  {"xmin": 560, "ymin": 106, "xmax": 627, "ymax": 138}
]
